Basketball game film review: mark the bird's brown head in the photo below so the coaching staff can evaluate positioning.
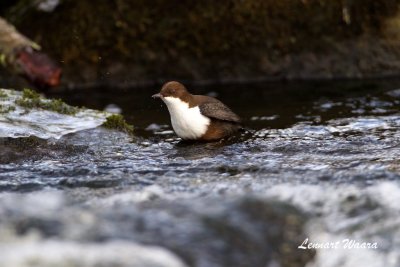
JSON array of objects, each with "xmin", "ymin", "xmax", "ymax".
[{"xmin": 152, "ymin": 81, "xmax": 191, "ymax": 101}]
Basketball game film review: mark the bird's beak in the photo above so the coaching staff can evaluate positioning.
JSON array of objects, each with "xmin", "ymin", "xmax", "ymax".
[{"xmin": 152, "ymin": 93, "xmax": 162, "ymax": 99}]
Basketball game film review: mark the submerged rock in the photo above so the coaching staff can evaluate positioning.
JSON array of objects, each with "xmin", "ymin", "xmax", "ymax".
[{"xmin": 0, "ymin": 136, "xmax": 87, "ymax": 164}]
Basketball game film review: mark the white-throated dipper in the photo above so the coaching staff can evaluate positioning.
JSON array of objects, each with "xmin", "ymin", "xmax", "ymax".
[{"xmin": 152, "ymin": 81, "xmax": 241, "ymax": 141}]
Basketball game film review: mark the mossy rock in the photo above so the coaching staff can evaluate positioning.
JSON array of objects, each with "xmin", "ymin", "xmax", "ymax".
[
  {"xmin": 102, "ymin": 114, "xmax": 134, "ymax": 135},
  {"xmin": 0, "ymin": 104, "xmax": 15, "ymax": 113},
  {"xmin": 15, "ymin": 88, "xmax": 79, "ymax": 115},
  {"xmin": 0, "ymin": 88, "xmax": 134, "ymax": 138},
  {"xmin": 0, "ymin": 89, "xmax": 8, "ymax": 98}
]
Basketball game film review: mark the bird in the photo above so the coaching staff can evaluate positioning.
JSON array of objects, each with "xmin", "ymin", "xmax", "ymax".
[{"xmin": 152, "ymin": 81, "xmax": 241, "ymax": 141}]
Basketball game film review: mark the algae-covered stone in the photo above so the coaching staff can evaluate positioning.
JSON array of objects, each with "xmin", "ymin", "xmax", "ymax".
[
  {"xmin": 16, "ymin": 88, "xmax": 79, "ymax": 115},
  {"xmin": 0, "ymin": 104, "xmax": 15, "ymax": 113},
  {"xmin": 0, "ymin": 88, "xmax": 130, "ymax": 139},
  {"xmin": 102, "ymin": 114, "xmax": 134, "ymax": 135},
  {"xmin": 0, "ymin": 89, "xmax": 7, "ymax": 98}
]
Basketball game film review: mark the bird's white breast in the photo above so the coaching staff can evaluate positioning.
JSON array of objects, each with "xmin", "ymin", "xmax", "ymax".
[{"xmin": 162, "ymin": 96, "xmax": 210, "ymax": 140}]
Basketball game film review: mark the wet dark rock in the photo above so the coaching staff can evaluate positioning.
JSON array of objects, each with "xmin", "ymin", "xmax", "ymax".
[{"xmin": 0, "ymin": 137, "xmax": 87, "ymax": 164}]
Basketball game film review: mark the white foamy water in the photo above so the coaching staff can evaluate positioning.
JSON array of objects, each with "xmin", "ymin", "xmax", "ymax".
[
  {"xmin": 265, "ymin": 182, "xmax": 400, "ymax": 267},
  {"xmin": 0, "ymin": 240, "xmax": 187, "ymax": 267}
]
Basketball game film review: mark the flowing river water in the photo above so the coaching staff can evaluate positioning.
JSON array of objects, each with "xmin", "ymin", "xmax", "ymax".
[{"xmin": 0, "ymin": 79, "xmax": 400, "ymax": 267}]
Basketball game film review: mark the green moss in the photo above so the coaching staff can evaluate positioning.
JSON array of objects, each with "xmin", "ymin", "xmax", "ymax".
[
  {"xmin": 0, "ymin": 89, "xmax": 7, "ymax": 98},
  {"xmin": 0, "ymin": 104, "xmax": 15, "ymax": 113},
  {"xmin": 102, "ymin": 114, "xmax": 134, "ymax": 134},
  {"xmin": 0, "ymin": 89, "xmax": 15, "ymax": 113},
  {"xmin": 21, "ymin": 88, "xmax": 40, "ymax": 99},
  {"xmin": 16, "ymin": 88, "xmax": 79, "ymax": 115}
]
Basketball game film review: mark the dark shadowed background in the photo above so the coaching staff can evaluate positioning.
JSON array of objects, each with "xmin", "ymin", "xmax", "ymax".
[{"xmin": 1, "ymin": 0, "xmax": 400, "ymax": 89}]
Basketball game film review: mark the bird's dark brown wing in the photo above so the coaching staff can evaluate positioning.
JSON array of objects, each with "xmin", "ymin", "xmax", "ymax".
[{"xmin": 194, "ymin": 95, "xmax": 241, "ymax": 123}]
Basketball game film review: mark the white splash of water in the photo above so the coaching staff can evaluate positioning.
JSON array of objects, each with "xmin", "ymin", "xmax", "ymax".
[{"xmin": 265, "ymin": 182, "xmax": 400, "ymax": 267}]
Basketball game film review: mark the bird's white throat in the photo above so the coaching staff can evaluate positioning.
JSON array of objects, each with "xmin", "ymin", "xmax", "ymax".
[{"xmin": 162, "ymin": 96, "xmax": 210, "ymax": 140}]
